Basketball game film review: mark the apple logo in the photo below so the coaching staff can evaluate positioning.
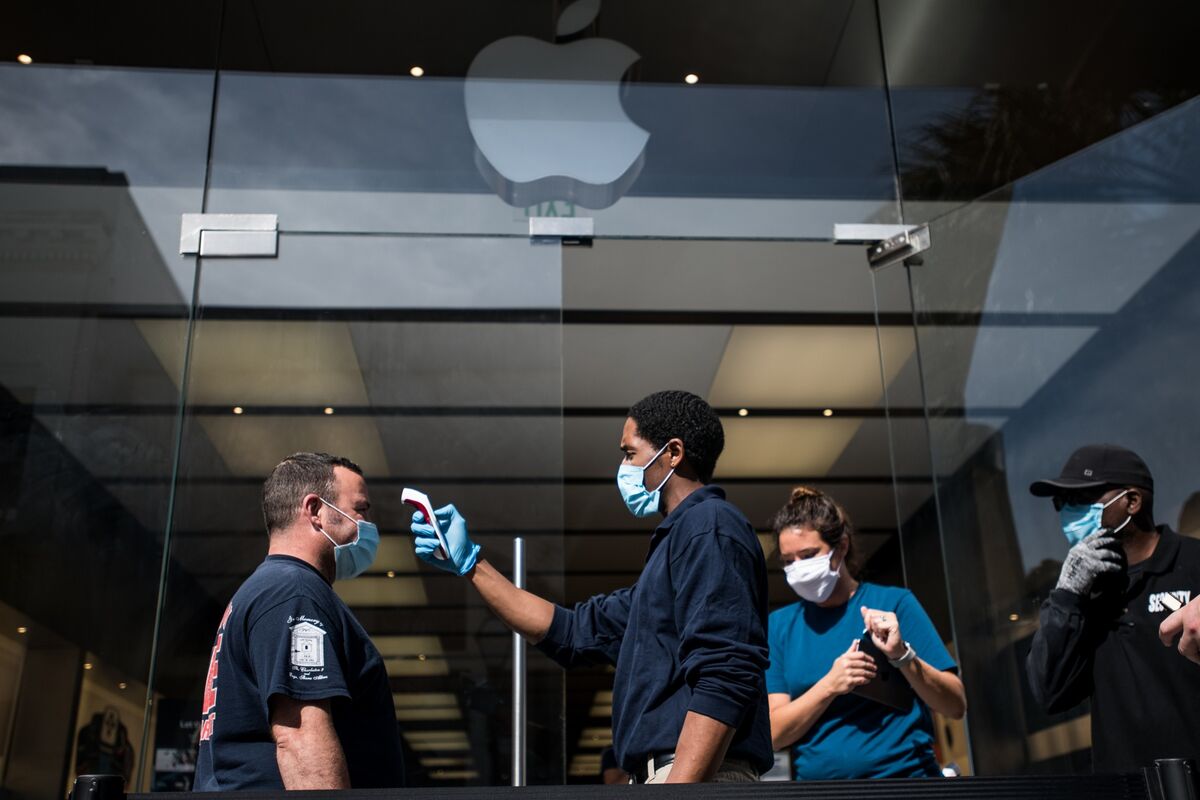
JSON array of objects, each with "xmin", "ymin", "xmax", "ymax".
[{"xmin": 464, "ymin": 0, "xmax": 650, "ymax": 210}]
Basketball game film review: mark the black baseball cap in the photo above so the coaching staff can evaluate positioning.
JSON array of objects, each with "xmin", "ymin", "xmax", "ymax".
[{"xmin": 1029, "ymin": 444, "xmax": 1154, "ymax": 497}]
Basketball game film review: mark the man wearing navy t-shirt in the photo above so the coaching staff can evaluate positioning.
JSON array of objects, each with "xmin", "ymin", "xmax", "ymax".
[{"xmin": 193, "ymin": 452, "xmax": 402, "ymax": 790}]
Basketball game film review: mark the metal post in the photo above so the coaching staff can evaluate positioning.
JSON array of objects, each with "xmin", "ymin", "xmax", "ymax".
[
  {"xmin": 1151, "ymin": 759, "xmax": 1199, "ymax": 800},
  {"xmin": 511, "ymin": 537, "xmax": 527, "ymax": 787}
]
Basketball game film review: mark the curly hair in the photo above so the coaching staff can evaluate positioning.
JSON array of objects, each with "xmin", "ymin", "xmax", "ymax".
[
  {"xmin": 627, "ymin": 390, "xmax": 724, "ymax": 483},
  {"xmin": 769, "ymin": 486, "xmax": 859, "ymax": 575}
]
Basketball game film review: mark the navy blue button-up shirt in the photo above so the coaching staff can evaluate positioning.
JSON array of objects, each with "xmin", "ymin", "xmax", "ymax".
[{"xmin": 537, "ymin": 485, "xmax": 772, "ymax": 775}]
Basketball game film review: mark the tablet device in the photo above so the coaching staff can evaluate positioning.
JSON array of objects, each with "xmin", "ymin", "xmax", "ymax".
[{"xmin": 850, "ymin": 630, "xmax": 916, "ymax": 713}]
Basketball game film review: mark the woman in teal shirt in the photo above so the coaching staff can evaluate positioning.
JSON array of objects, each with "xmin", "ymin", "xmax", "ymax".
[{"xmin": 766, "ymin": 487, "xmax": 967, "ymax": 780}]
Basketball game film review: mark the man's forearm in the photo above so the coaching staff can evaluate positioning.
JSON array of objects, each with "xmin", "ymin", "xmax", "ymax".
[
  {"xmin": 276, "ymin": 740, "xmax": 349, "ymax": 790},
  {"xmin": 469, "ymin": 559, "xmax": 556, "ymax": 643},
  {"xmin": 665, "ymin": 711, "xmax": 735, "ymax": 783},
  {"xmin": 271, "ymin": 700, "xmax": 350, "ymax": 790}
]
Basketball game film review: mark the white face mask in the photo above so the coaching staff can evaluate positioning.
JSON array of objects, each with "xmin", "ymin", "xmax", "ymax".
[{"xmin": 784, "ymin": 551, "xmax": 841, "ymax": 603}]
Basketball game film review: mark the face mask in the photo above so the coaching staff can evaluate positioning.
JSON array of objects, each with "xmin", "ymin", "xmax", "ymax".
[
  {"xmin": 318, "ymin": 497, "xmax": 380, "ymax": 580},
  {"xmin": 784, "ymin": 551, "xmax": 841, "ymax": 603},
  {"xmin": 616, "ymin": 442, "xmax": 674, "ymax": 518},
  {"xmin": 1060, "ymin": 489, "xmax": 1131, "ymax": 546}
]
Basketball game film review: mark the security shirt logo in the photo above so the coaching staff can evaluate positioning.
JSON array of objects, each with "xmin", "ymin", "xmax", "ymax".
[
  {"xmin": 290, "ymin": 621, "xmax": 326, "ymax": 668},
  {"xmin": 1149, "ymin": 590, "xmax": 1191, "ymax": 613}
]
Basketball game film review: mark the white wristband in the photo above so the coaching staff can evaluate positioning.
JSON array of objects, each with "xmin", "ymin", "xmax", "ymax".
[{"xmin": 888, "ymin": 642, "xmax": 916, "ymax": 669}]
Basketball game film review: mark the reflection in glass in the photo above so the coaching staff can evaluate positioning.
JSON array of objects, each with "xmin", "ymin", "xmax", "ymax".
[
  {"xmin": 903, "ymin": 93, "xmax": 1200, "ymax": 773},
  {"xmin": 0, "ymin": 64, "xmax": 212, "ymax": 794},
  {"xmin": 156, "ymin": 236, "xmax": 564, "ymax": 786}
]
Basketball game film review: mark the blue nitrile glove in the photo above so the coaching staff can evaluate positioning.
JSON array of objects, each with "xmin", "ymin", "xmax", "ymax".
[{"xmin": 410, "ymin": 504, "xmax": 480, "ymax": 577}]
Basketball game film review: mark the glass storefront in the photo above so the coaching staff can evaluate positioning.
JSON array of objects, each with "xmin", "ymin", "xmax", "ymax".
[{"xmin": 2, "ymin": 0, "xmax": 1198, "ymax": 793}]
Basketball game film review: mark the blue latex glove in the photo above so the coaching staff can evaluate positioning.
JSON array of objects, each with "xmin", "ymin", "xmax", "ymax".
[{"xmin": 410, "ymin": 504, "xmax": 480, "ymax": 577}]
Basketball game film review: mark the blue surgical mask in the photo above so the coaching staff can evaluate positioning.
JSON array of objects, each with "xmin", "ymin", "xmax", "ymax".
[
  {"xmin": 319, "ymin": 497, "xmax": 380, "ymax": 580},
  {"xmin": 1060, "ymin": 489, "xmax": 1131, "ymax": 546},
  {"xmin": 616, "ymin": 443, "xmax": 674, "ymax": 518}
]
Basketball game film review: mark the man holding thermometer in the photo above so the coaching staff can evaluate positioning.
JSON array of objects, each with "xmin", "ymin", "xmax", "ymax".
[{"xmin": 409, "ymin": 390, "xmax": 772, "ymax": 783}]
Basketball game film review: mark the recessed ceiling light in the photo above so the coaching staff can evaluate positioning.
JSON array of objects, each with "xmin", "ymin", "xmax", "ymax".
[
  {"xmin": 386, "ymin": 570, "xmax": 396, "ymax": 578},
  {"xmin": 410, "ymin": 66, "xmax": 424, "ymax": 78},
  {"xmin": 417, "ymin": 654, "xmax": 427, "ymax": 662},
  {"xmin": 1008, "ymin": 613, "xmax": 1020, "ymax": 622},
  {"xmin": 737, "ymin": 408, "xmax": 749, "ymax": 417},
  {"xmin": 822, "ymin": 408, "xmax": 834, "ymax": 417},
  {"xmin": 323, "ymin": 407, "xmax": 335, "ymax": 415},
  {"xmin": 16, "ymin": 626, "xmax": 27, "ymax": 634},
  {"xmin": 232, "ymin": 406, "xmax": 244, "ymax": 415},
  {"xmin": 684, "ymin": 73, "xmax": 699, "ymax": 85},
  {"xmin": 84, "ymin": 663, "xmax": 94, "ymax": 670},
  {"xmin": 118, "ymin": 682, "xmax": 128, "ymax": 690},
  {"xmin": 17, "ymin": 54, "xmax": 33, "ymax": 65}
]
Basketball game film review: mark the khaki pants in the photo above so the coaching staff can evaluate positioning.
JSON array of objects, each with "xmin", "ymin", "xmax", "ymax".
[{"xmin": 642, "ymin": 758, "xmax": 759, "ymax": 784}]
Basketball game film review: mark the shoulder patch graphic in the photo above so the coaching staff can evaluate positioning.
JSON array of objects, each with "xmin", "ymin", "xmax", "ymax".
[{"xmin": 290, "ymin": 621, "xmax": 326, "ymax": 668}]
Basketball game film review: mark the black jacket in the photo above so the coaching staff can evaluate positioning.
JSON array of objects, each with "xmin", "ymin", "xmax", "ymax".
[{"xmin": 1026, "ymin": 526, "xmax": 1200, "ymax": 772}]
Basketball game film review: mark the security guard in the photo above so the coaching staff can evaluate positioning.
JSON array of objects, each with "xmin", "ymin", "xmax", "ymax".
[{"xmin": 1026, "ymin": 444, "xmax": 1200, "ymax": 772}]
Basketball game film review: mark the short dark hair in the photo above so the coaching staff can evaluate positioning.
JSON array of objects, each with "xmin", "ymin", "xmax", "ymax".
[
  {"xmin": 627, "ymin": 390, "xmax": 724, "ymax": 483},
  {"xmin": 769, "ymin": 486, "xmax": 859, "ymax": 576},
  {"xmin": 262, "ymin": 452, "xmax": 363, "ymax": 535}
]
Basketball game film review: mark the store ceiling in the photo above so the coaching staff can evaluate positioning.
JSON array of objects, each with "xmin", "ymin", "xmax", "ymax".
[{"xmin": 6, "ymin": 0, "xmax": 1198, "ymax": 90}]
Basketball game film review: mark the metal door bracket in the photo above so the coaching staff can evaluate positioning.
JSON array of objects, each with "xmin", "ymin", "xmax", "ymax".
[
  {"xmin": 180, "ymin": 213, "xmax": 278, "ymax": 257},
  {"xmin": 833, "ymin": 223, "xmax": 930, "ymax": 269}
]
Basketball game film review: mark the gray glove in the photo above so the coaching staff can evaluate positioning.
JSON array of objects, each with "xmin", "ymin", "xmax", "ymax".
[{"xmin": 1056, "ymin": 531, "xmax": 1124, "ymax": 596}]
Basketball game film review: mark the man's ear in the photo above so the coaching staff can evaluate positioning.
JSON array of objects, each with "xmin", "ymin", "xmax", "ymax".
[
  {"xmin": 301, "ymin": 494, "xmax": 323, "ymax": 526},
  {"xmin": 1125, "ymin": 488, "xmax": 1143, "ymax": 515},
  {"xmin": 666, "ymin": 437, "xmax": 686, "ymax": 468}
]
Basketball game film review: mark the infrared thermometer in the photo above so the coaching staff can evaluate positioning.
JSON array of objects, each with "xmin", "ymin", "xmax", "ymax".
[{"xmin": 401, "ymin": 488, "xmax": 449, "ymax": 561}]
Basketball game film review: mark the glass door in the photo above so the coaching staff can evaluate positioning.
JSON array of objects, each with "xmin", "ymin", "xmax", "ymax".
[
  {"xmin": 893, "ymin": 93, "xmax": 1200, "ymax": 773},
  {"xmin": 154, "ymin": 230, "xmax": 565, "ymax": 787},
  {"xmin": 876, "ymin": 0, "xmax": 1200, "ymax": 775},
  {"xmin": 142, "ymin": 0, "xmax": 929, "ymax": 788},
  {"xmin": 0, "ymin": 57, "xmax": 217, "ymax": 798}
]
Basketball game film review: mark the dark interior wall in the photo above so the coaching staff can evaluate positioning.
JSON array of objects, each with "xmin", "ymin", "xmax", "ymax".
[{"xmin": 3, "ymin": 636, "xmax": 82, "ymax": 800}]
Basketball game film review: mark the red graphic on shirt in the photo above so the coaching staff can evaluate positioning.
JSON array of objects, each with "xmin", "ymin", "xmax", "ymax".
[{"xmin": 199, "ymin": 603, "xmax": 233, "ymax": 742}]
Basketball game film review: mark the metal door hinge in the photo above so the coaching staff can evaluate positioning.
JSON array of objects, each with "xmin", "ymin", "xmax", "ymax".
[
  {"xmin": 833, "ymin": 223, "xmax": 930, "ymax": 269},
  {"xmin": 180, "ymin": 213, "xmax": 278, "ymax": 257}
]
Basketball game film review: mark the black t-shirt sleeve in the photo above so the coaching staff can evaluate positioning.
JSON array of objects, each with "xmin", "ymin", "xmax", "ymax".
[{"xmin": 247, "ymin": 595, "xmax": 352, "ymax": 717}]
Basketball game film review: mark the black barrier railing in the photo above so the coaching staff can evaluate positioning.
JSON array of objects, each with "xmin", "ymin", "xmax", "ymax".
[{"xmin": 69, "ymin": 760, "xmax": 1198, "ymax": 800}]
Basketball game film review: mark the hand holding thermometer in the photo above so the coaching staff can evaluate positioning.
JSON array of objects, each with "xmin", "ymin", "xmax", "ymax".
[{"xmin": 402, "ymin": 488, "xmax": 450, "ymax": 561}]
